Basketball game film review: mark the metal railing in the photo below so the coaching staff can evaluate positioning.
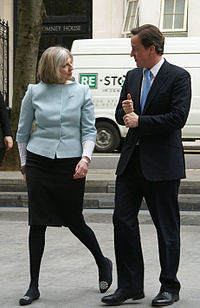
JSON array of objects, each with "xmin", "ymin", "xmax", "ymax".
[{"xmin": 0, "ymin": 19, "xmax": 9, "ymax": 107}]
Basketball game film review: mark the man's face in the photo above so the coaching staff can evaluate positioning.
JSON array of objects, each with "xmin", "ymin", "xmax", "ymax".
[{"xmin": 130, "ymin": 35, "xmax": 151, "ymax": 68}]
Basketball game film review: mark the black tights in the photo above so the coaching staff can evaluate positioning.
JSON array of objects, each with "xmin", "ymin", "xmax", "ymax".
[
  {"xmin": 28, "ymin": 222, "xmax": 106, "ymax": 291},
  {"xmin": 28, "ymin": 225, "xmax": 46, "ymax": 290}
]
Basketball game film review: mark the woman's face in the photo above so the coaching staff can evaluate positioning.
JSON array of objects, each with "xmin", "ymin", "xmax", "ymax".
[{"xmin": 59, "ymin": 57, "xmax": 74, "ymax": 83}]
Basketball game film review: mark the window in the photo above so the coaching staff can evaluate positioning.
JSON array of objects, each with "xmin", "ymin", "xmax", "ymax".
[
  {"xmin": 122, "ymin": 0, "xmax": 139, "ymax": 35},
  {"xmin": 160, "ymin": 0, "xmax": 188, "ymax": 33},
  {"xmin": 43, "ymin": 0, "xmax": 88, "ymax": 16}
]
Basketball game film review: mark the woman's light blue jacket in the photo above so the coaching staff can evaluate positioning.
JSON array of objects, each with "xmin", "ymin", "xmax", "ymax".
[{"xmin": 16, "ymin": 81, "xmax": 96, "ymax": 159}]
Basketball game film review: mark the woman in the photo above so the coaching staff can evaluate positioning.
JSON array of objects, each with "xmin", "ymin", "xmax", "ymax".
[
  {"xmin": 0, "ymin": 92, "xmax": 13, "ymax": 163},
  {"xmin": 17, "ymin": 46, "xmax": 112, "ymax": 306}
]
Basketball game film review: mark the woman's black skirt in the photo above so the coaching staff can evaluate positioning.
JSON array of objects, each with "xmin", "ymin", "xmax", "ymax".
[{"xmin": 26, "ymin": 151, "xmax": 85, "ymax": 227}]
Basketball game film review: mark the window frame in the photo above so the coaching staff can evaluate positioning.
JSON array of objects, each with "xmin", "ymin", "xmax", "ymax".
[
  {"xmin": 122, "ymin": 0, "xmax": 139, "ymax": 35},
  {"xmin": 160, "ymin": 0, "xmax": 188, "ymax": 33}
]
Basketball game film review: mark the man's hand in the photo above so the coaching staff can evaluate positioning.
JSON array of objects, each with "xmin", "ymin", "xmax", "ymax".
[
  {"xmin": 4, "ymin": 136, "xmax": 13, "ymax": 151},
  {"xmin": 123, "ymin": 112, "xmax": 139, "ymax": 128},
  {"xmin": 122, "ymin": 93, "xmax": 134, "ymax": 114}
]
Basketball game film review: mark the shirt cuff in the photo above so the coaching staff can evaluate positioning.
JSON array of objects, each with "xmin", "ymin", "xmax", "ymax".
[
  {"xmin": 17, "ymin": 142, "xmax": 27, "ymax": 166},
  {"xmin": 82, "ymin": 140, "xmax": 95, "ymax": 161}
]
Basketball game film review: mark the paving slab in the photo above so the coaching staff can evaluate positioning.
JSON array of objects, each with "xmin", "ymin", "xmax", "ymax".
[{"xmin": 0, "ymin": 209, "xmax": 200, "ymax": 308}]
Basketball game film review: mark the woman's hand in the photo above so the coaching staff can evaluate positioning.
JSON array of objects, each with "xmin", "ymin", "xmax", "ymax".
[
  {"xmin": 73, "ymin": 158, "xmax": 89, "ymax": 179},
  {"xmin": 21, "ymin": 165, "xmax": 26, "ymax": 183}
]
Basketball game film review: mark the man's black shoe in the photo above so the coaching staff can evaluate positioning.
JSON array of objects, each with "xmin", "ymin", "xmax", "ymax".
[
  {"xmin": 152, "ymin": 291, "xmax": 179, "ymax": 307},
  {"xmin": 101, "ymin": 288, "xmax": 144, "ymax": 305}
]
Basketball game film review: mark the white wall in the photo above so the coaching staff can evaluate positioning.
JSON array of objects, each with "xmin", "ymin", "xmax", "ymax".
[
  {"xmin": 188, "ymin": 0, "xmax": 200, "ymax": 36},
  {"xmin": 139, "ymin": 0, "xmax": 161, "ymax": 27},
  {"xmin": 93, "ymin": 0, "xmax": 124, "ymax": 38},
  {"xmin": 93, "ymin": 0, "xmax": 200, "ymax": 38}
]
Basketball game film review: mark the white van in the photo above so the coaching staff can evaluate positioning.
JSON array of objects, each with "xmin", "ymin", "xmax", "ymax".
[{"xmin": 71, "ymin": 37, "xmax": 200, "ymax": 152}]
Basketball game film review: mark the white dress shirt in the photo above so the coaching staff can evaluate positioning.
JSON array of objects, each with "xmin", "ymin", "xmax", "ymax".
[{"xmin": 140, "ymin": 57, "xmax": 165, "ymax": 102}]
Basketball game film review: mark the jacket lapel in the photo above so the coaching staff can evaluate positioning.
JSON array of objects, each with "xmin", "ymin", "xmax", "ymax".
[
  {"xmin": 143, "ymin": 60, "xmax": 169, "ymax": 114},
  {"xmin": 131, "ymin": 68, "xmax": 143, "ymax": 115}
]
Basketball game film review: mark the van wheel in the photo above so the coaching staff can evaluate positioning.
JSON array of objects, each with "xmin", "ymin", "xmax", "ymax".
[{"xmin": 95, "ymin": 121, "xmax": 120, "ymax": 153}]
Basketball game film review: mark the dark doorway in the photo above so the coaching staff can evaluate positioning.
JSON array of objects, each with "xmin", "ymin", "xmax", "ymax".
[{"xmin": 39, "ymin": 0, "xmax": 92, "ymax": 59}]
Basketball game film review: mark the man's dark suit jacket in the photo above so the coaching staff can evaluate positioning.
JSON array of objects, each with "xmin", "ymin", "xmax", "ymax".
[
  {"xmin": 115, "ymin": 60, "xmax": 191, "ymax": 181},
  {"xmin": 0, "ymin": 92, "xmax": 12, "ymax": 149}
]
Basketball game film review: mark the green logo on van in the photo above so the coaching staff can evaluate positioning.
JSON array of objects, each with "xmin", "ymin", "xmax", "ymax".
[{"xmin": 79, "ymin": 74, "xmax": 98, "ymax": 89}]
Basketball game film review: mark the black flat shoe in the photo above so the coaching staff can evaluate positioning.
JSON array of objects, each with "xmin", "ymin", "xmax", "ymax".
[
  {"xmin": 152, "ymin": 291, "xmax": 179, "ymax": 307},
  {"xmin": 99, "ymin": 257, "xmax": 113, "ymax": 293},
  {"xmin": 19, "ymin": 289, "xmax": 40, "ymax": 306},
  {"xmin": 101, "ymin": 288, "xmax": 145, "ymax": 305}
]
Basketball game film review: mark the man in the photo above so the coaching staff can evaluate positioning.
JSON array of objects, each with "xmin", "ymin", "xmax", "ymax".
[{"xmin": 101, "ymin": 24, "xmax": 191, "ymax": 307}]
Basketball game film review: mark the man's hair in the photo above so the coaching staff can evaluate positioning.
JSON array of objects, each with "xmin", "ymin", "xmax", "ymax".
[
  {"xmin": 131, "ymin": 24, "xmax": 165, "ymax": 55},
  {"xmin": 38, "ymin": 46, "xmax": 73, "ymax": 84}
]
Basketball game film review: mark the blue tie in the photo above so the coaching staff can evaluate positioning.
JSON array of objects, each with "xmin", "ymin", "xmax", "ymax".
[{"xmin": 141, "ymin": 69, "xmax": 151, "ymax": 113}]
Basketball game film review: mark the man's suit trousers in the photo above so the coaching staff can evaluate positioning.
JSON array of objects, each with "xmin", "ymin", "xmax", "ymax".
[{"xmin": 113, "ymin": 147, "xmax": 181, "ymax": 294}]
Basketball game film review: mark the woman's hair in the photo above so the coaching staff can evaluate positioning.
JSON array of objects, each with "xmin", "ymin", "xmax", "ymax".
[
  {"xmin": 131, "ymin": 24, "xmax": 165, "ymax": 55},
  {"xmin": 38, "ymin": 46, "xmax": 73, "ymax": 84}
]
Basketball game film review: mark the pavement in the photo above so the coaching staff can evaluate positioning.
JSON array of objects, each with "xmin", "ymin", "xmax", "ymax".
[
  {"xmin": 0, "ymin": 169, "xmax": 200, "ymax": 307},
  {"xmin": 0, "ymin": 208, "xmax": 200, "ymax": 308}
]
